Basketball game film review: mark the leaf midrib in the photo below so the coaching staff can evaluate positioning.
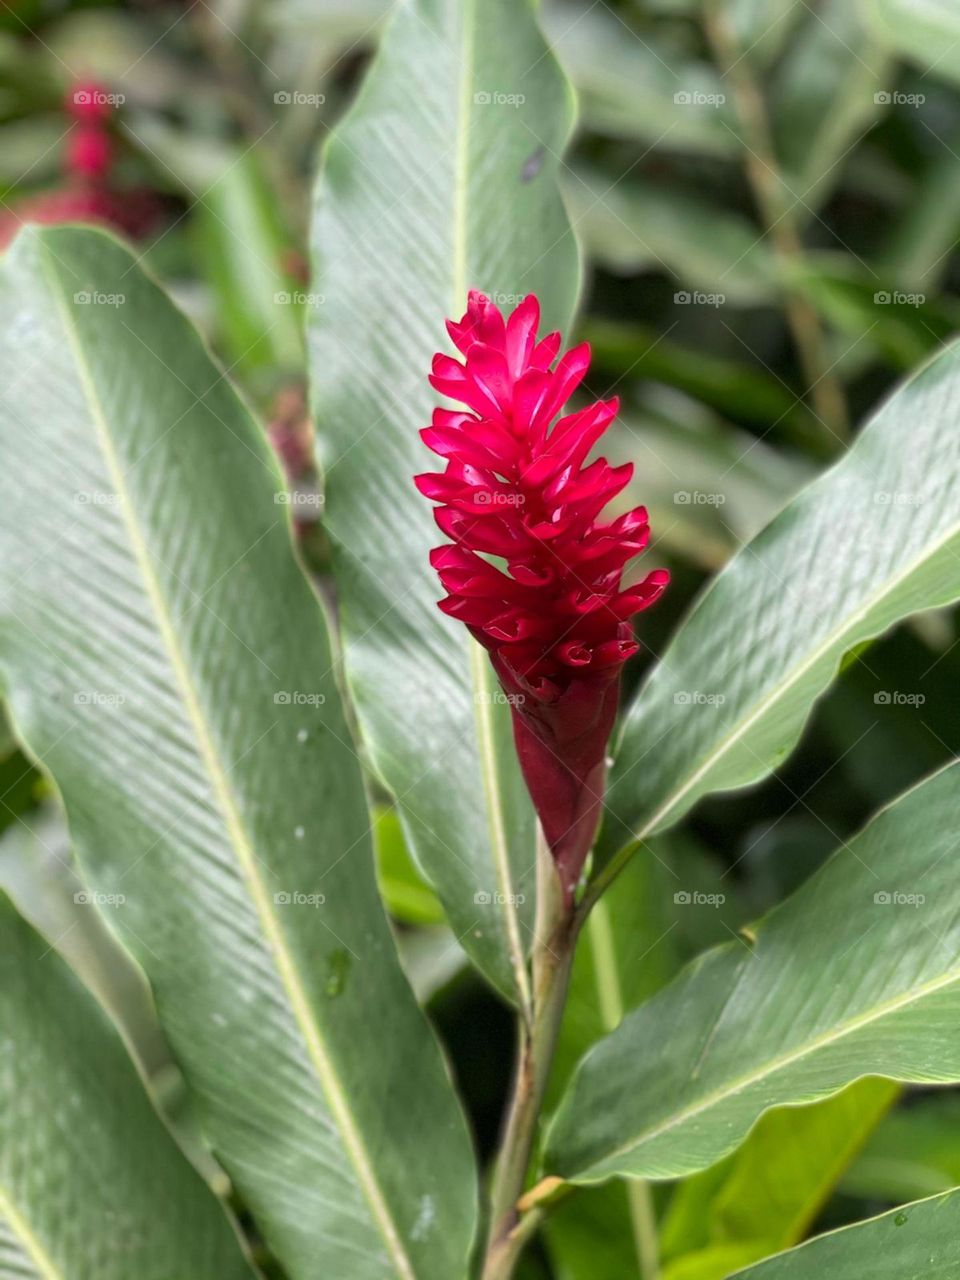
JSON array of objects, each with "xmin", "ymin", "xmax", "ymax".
[
  {"xmin": 39, "ymin": 237, "xmax": 416, "ymax": 1280},
  {"xmin": 452, "ymin": 0, "xmax": 531, "ymax": 1013},
  {"xmin": 579, "ymin": 943, "xmax": 960, "ymax": 1177},
  {"xmin": 0, "ymin": 1187, "xmax": 63, "ymax": 1280}
]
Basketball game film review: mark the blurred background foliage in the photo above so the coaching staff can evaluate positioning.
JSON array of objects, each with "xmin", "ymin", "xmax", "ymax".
[{"xmin": 1, "ymin": 0, "xmax": 960, "ymax": 1276}]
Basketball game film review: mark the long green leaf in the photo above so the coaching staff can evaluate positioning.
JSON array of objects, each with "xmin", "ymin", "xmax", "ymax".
[
  {"xmin": 729, "ymin": 1188, "xmax": 960, "ymax": 1278},
  {"xmin": 0, "ymin": 226, "xmax": 476, "ymax": 1280},
  {"xmin": 602, "ymin": 336, "xmax": 960, "ymax": 868},
  {"xmin": 546, "ymin": 760, "xmax": 960, "ymax": 1183},
  {"xmin": 0, "ymin": 894, "xmax": 255, "ymax": 1280},
  {"xmin": 309, "ymin": 0, "xmax": 579, "ymax": 1002}
]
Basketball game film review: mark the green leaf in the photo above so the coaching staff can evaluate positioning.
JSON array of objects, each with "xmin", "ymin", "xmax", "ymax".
[
  {"xmin": 581, "ymin": 318, "xmax": 827, "ymax": 454},
  {"xmin": 543, "ymin": 834, "xmax": 737, "ymax": 1280},
  {"xmin": 0, "ymin": 894, "xmax": 256, "ymax": 1279},
  {"xmin": 308, "ymin": 0, "xmax": 579, "ymax": 1003},
  {"xmin": 0, "ymin": 809, "xmax": 170, "ymax": 1077},
  {"xmin": 724, "ymin": 0, "xmax": 805, "ymax": 66},
  {"xmin": 842, "ymin": 1093, "xmax": 960, "ymax": 1203},
  {"xmin": 374, "ymin": 808, "xmax": 445, "ymax": 926},
  {"xmin": 862, "ymin": 0, "xmax": 960, "ymax": 87},
  {"xmin": 0, "ymin": 225, "xmax": 477, "ymax": 1280},
  {"xmin": 546, "ymin": 760, "xmax": 960, "ymax": 1183},
  {"xmin": 566, "ymin": 169, "xmax": 776, "ymax": 304},
  {"xmin": 542, "ymin": 2, "xmax": 740, "ymax": 152},
  {"xmin": 194, "ymin": 148, "xmax": 306, "ymax": 378},
  {"xmin": 602, "ymin": 335, "xmax": 960, "ymax": 867},
  {"xmin": 772, "ymin": 0, "xmax": 891, "ymax": 211},
  {"xmin": 606, "ymin": 405, "xmax": 815, "ymax": 571},
  {"xmin": 728, "ymin": 1187, "xmax": 960, "ymax": 1278},
  {"xmin": 661, "ymin": 1079, "xmax": 898, "ymax": 1279}
]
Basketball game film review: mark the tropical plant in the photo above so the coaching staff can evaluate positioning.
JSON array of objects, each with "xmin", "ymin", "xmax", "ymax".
[{"xmin": 1, "ymin": 1, "xmax": 960, "ymax": 1279}]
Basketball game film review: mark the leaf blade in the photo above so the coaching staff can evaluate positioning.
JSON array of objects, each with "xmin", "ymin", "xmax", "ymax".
[
  {"xmin": 308, "ymin": 0, "xmax": 580, "ymax": 1001},
  {"xmin": 728, "ymin": 1188, "xmax": 960, "ymax": 1279},
  {"xmin": 0, "ymin": 895, "xmax": 256, "ymax": 1280},
  {"xmin": 547, "ymin": 761, "xmax": 960, "ymax": 1183},
  {"xmin": 603, "ymin": 337, "xmax": 960, "ymax": 864},
  {"xmin": 0, "ymin": 225, "xmax": 477, "ymax": 1280}
]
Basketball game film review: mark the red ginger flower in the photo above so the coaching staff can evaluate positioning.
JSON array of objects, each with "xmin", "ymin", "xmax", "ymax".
[{"xmin": 415, "ymin": 291, "xmax": 668, "ymax": 903}]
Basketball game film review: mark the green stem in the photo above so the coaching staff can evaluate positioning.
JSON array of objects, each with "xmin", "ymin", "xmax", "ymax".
[
  {"xmin": 481, "ymin": 832, "xmax": 579, "ymax": 1280},
  {"xmin": 589, "ymin": 901, "xmax": 660, "ymax": 1278},
  {"xmin": 703, "ymin": 0, "xmax": 849, "ymax": 445}
]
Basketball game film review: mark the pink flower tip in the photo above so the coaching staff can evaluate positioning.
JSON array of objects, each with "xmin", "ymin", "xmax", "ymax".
[{"xmin": 416, "ymin": 290, "xmax": 669, "ymax": 903}]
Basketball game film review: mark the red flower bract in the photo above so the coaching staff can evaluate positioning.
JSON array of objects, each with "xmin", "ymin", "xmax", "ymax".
[{"xmin": 415, "ymin": 291, "xmax": 669, "ymax": 903}]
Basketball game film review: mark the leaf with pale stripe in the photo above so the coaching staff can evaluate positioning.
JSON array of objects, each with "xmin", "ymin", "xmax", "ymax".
[
  {"xmin": 547, "ymin": 760, "xmax": 960, "ymax": 1184},
  {"xmin": 601, "ymin": 337, "xmax": 960, "ymax": 870},
  {"xmin": 0, "ymin": 226, "xmax": 477, "ymax": 1280},
  {"xmin": 308, "ymin": 0, "xmax": 580, "ymax": 1003},
  {"xmin": 0, "ymin": 895, "xmax": 255, "ymax": 1280}
]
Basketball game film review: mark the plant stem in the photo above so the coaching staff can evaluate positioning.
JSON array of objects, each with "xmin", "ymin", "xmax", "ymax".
[
  {"xmin": 588, "ymin": 900, "xmax": 660, "ymax": 1278},
  {"xmin": 481, "ymin": 833, "xmax": 579, "ymax": 1280},
  {"xmin": 703, "ymin": 0, "xmax": 849, "ymax": 445}
]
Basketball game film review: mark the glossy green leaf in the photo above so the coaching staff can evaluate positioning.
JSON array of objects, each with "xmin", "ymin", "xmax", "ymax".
[
  {"xmin": 0, "ymin": 225, "xmax": 477, "ymax": 1280},
  {"xmin": 309, "ymin": 0, "xmax": 579, "ymax": 1003},
  {"xmin": 603, "ymin": 335, "xmax": 960, "ymax": 866},
  {"xmin": 661, "ymin": 1079, "xmax": 898, "ymax": 1280},
  {"xmin": 729, "ymin": 1188, "xmax": 960, "ymax": 1278},
  {"xmin": 0, "ymin": 895, "xmax": 255, "ymax": 1279},
  {"xmin": 547, "ymin": 760, "xmax": 960, "ymax": 1183}
]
